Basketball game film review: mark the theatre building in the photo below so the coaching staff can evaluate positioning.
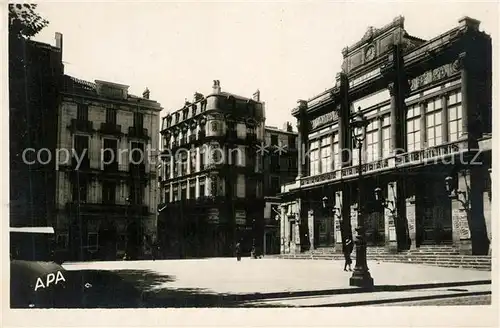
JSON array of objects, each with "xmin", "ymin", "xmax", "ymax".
[
  {"xmin": 279, "ymin": 16, "xmax": 492, "ymax": 256},
  {"xmin": 157, "ymin": 81, "xmax": 266, "ymax": 258}
]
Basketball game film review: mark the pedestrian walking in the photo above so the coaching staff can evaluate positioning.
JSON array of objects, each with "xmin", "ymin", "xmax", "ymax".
[
  {"xmin": 235, "ymin": 241, "xmax": 241, "ymax": 261},
  {"xmin": 343, "ymin": 238, "xmax": 354, "ymax": 271}
]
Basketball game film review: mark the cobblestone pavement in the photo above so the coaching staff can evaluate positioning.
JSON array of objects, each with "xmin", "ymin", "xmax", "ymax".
[
  {"xmin": 380, "ymin": 295, "xmax": 492, "ymax": 306},
  {"xmin": 62, "ymin": 258, "xmax": 492, "ymax": 308}
]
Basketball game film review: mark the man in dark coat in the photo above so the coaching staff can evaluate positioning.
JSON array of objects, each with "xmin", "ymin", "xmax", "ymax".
[
  {"xmin": 343, "ymin": 238, "xmax": 354, "ymax": 271},
  {"xmin": 235, "ymin": 241, "xmax": 241, "ymax": 261}
]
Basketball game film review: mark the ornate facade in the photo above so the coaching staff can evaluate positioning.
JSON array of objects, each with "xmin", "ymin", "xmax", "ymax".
[
  {"xmin": 280, "ymin": 16, "xmax": 492, "ymax": 256},
  {"xmin": 158, "ymin": 81, "xmax": 266, "ymax": 258}
]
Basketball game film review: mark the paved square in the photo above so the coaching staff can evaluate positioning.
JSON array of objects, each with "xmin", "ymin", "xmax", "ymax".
[{"xmin": 63, "ymin": 258, "xmax": 491, "ymax": 307}]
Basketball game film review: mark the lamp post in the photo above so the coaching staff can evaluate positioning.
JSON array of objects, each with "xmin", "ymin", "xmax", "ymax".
[{"xmin": 349, "ymin": 108, "xmax": 374, "ymax": 288}]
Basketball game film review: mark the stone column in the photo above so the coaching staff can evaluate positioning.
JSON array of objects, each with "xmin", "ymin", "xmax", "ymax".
[
  {"xmin": 280, "ymin": 204, "xmax": 287, "ymax": 254},
  {"xmin": 420, "ymin": 101, "xmax": 427, "ymax": 148},
  {"xmin": 485, "ymin": 168, "xmax": 492, "ymax": 255},
  {"xmin": 307, "ymin": 209, "xmax": 315, "ymax": 250},
  {"xmin": 441, "ymin": 94, "xmax": 449, "ymax": 144},
  {"xmin": 451, "ymin": 169, "xmax": 472, "ymax": 254},
  {"xmin": 457, "ymin": 52, "xmax": 469, "ymax": 139},
  {"xmin": 378, "ymin": 117, "xmax": 383, "ymax": 159},
  {"xmin": 388, "ymin": 83, "xmax": 399, "ymax": 152},
  {"xmin": 405, "ymin": 196, "xmax": 416, "ymax": 250},
  {"xmin": 350, "ymin": 202, "xmax": 358, "ymax": 239},
  {"xmin": 296, "ymin": 121, "xmax": 303, "ymax": 179},
  {"xmin": 169, "ymin": 182, "xmax": 173, "ymax": 202},
  {"xmin": 385, "ymin": 181, "xmax": 398, "ymax": 252},
  {"xmin": 334, "ymin": 190, "xmax": 343, "ymax": 252}
]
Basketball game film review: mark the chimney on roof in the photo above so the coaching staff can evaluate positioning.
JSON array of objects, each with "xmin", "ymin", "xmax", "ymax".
[
  {"xmin": 212, "ymin": 80, "xmax": 221, "ymax": 94},
  {"xmin": 286, "ymin": 122, "xmax": 293, "ymax": 132},
  {"xmin": 194, "ymin": 92, "xmax": 204, "ymax": 102},
  {"xmin": 55, "ymin": 32, "xmax": 63, "ymax": 50},
  {"xmin": 143, "ymin": 87, "xmax": 150, "ymax": 99},
  {"xmin": 459, "ymin": 16, "xmax": 481, "ymax": 31},
  {"xmin": 253, "ymin": 89, "xmax": 260, "ymax": 102}
]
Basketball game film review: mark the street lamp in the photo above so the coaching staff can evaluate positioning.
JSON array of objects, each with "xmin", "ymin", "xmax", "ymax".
[
  {"xmin": 349, "ymin": 107, "xmax": 374, "ymax": 288},
  {"xmin": 445, "ymin": 175, "xmax": 468, "ymax": 209},
  {"xmin": 374, "ymin": 184, "xmax": 397, "ymax": 215},
  {"xmin": 322, "ymin": 196, "xmax": 341, "ymax": 218}
]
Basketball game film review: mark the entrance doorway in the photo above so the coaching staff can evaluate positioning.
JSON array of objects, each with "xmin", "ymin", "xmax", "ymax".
[{"xmin": 418, "ymin": 179, "xmax": 453, "ymax": 245}]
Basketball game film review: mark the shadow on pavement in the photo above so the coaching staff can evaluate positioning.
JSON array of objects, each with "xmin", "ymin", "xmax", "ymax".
[{"xmin": 64, "ymin": 268, "xmax": 492, "ymax": 308}]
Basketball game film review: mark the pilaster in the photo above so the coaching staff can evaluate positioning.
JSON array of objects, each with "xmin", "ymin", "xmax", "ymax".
[
  {"xmin": 280, "ymin": 204, "xmax": 287, "ymax": 254},
  {"xmin": 405, "ymin": 196, "xmax": 416, "ymax": 250},
  {"xmin": 307, "ymin": 209, "xmax": 315, "ymax": 250},
  {"xmin": 384, "ymin": 181, "xmax": 398, "ymax": 253},
  {"xmin": 457, "ymin": 52, "xmax": 470, "ymax": 140},
  {"xmin": 451, "ymin": 169, "xmax": 472, "ymax": 254},
  {"xmin": 334, "ymin": 190, "xmax": 343, "ymax": 252}
]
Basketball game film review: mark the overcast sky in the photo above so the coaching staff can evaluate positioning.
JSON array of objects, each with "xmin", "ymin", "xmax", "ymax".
[{"xmin": 33, "ymin": 1, "xmax": 497, "ymax": 128}]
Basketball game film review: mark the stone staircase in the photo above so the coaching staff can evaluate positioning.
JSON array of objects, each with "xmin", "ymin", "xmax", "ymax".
[{"xmin": 277, "ymin": 245, "xmax": 491, "ymax": 271}]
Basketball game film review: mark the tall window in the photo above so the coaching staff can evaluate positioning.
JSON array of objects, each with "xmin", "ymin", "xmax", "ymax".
[
  {"xmin": 173, "ymin": 185, "xmax": 179, "ymax": 201},
  {"xmin": 199, "ymin": 179, "xmax": 205, "ymax": 197},
  {"xmin": 130, "ymin": 183, "xmax": 143, "ymax": 204},
  {"xmin": 271, "ymin": 135, "xmax": 279, "ymax": 146},
  {"xmin": 381, "ymin": 115, "xmax": 391, "ymax": 158},
  {"xmin": 332, "ymin": 133, "xmax": 340, "ymax": 170},
  {"xmin": 352, "ymin": 129, "xmax": 363, "ymax": 166},
  {"xmin": 74, "ymin": 135, "xmax": 89, "ymax": 168},
  {"xmin": 320, "ymin": 136, "xmax": 331, "ymax": 173},
  {"xmin": 179, "ymin": 152, "xmax": 188, "ymax": 176},
  {"xmin": 190, "ymin": 151, "xmax": 196, "ymax": 172},
  {"xmin": 310, "ymin": 140, "xmax": 320, "ymax": 175},
  {"xmin": 165, "ymin": 161, "xmax": 171, "ymax": 179},
  {"xmin": 87, "ymin": 233, "xmax": 98, "ymax": 253},
  {"xmin": 406, "ymin": 104, "xmax": 421, "ymax": 152},
  {"xmin": 181, "ymin": 183, "xmax": 187, "ymax": 200},
  {"xmin": 270, "ymin": 176, "xmax": 281, "ymax": 194},
  {"xmin": 288, "ymin": 135, "xmax": 296, "ymax": 149},
  {"xmin": 365, "ymin": 119, "xmax": 379, "ymax": 162},
  {"xmin": 103, "ymin": 138, "xmax": 118, "ymax": 165},
  {"xmin": 199, "ymin": 149, "xmax": 205, "ymax": 169},
  {"xmin": 72, "ymin": 180, "xmax": 87, "ymax": 203},
  {"xmin": 165, "ymin": 188, "xmax": 170, "ymax": 203},
  {"xmin": 102, "ymin": 181, "xmax": 116, "ymax": 204},
  {"xmin": 77, "ymin": 104, "xmax": 88, "ymax": 121},
  {"xmin": 448, "ymin": 91, "xmax": 463, "ymax": 142},
  {"xmin": 426, "ymin": 98, "xmax": 443, "ymax": 147},
  {"xmin": 106, "ymin": 109, "xmax": 116, "ymax": 125},
  {"xmin": 189, "ymin": 180, "xmax": 196, "ymax": 199},
  {"xmin": 130, "ymin": 141, "xmax": 147, "ymax": 165},
  {"xmin": 133, "ymin": 112, "xmax": 144, "ymax": 128}
]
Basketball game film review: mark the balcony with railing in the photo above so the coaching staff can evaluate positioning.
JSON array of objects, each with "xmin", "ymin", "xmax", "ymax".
[
  {"xmin": 68, "ymin": 119, "xmax": 93, "ymax": 133},
  {"xmin": 65, "ymin": 202, "xmax": 149, "ymax": 216},
  {"xmin": 128, "ymin": 126, "xmax": 149, "ymax": 139},
  {"xmin": 129, "ymin": 163, "xmax": 146, "ymax": 176},
  {"xmin": 246, "ymin": 133, "xmax": 258, "ymax": 143},
  {"xmin": 99, "ymin": 122, "xmax": 122, "ymax": 136}
]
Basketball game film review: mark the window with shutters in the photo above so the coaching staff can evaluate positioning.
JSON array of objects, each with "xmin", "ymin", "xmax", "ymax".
[
  {"xmin": 106, "ymin": 109, "xmax": 116, "ymax": 124},
  {"xmin": 134, "ymin": 112, "xmax": 144, "ymax": 128},
  {"xmin": 102, "ymin": 181, "xmax": 116, "ymax": 204},
  {"xmin": 77, "ymin": 103, "xmax": 88, "ymax": 121}
]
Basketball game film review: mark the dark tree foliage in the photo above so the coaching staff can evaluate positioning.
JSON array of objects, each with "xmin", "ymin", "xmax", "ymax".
[{"xmin": 9, "ymin": 3, "xmax": 49, "ymax": 40}]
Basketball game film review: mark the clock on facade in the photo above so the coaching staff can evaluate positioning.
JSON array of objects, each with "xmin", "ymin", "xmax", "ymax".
[{"xmin": 365, "ymin": 45, "xmax": 376, "ymax": 61}]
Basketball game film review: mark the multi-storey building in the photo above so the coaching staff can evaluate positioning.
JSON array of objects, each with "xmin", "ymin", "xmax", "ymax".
[
  {"xmin": 158, "ymin": 81, "xmax": 266, "ymax": 258},
  {"xmin": 9, "ymin": 33, "xmax": 64, "ymax": 232},
  {"xmin": 262, "ymin": 124, "xmax": 298, "ymax": 254},
  {"xmin": 55, "ymin": 75, "xmax": 162, "ymax": 261},
  {"xmin": 280, "ymin": 16, "xmax": 492, "ymax": 256}
]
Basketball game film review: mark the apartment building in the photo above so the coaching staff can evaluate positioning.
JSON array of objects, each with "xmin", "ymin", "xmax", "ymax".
[{"xmin": 55, "ymin": 76, "xmax": 162, "ymax": 261}]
